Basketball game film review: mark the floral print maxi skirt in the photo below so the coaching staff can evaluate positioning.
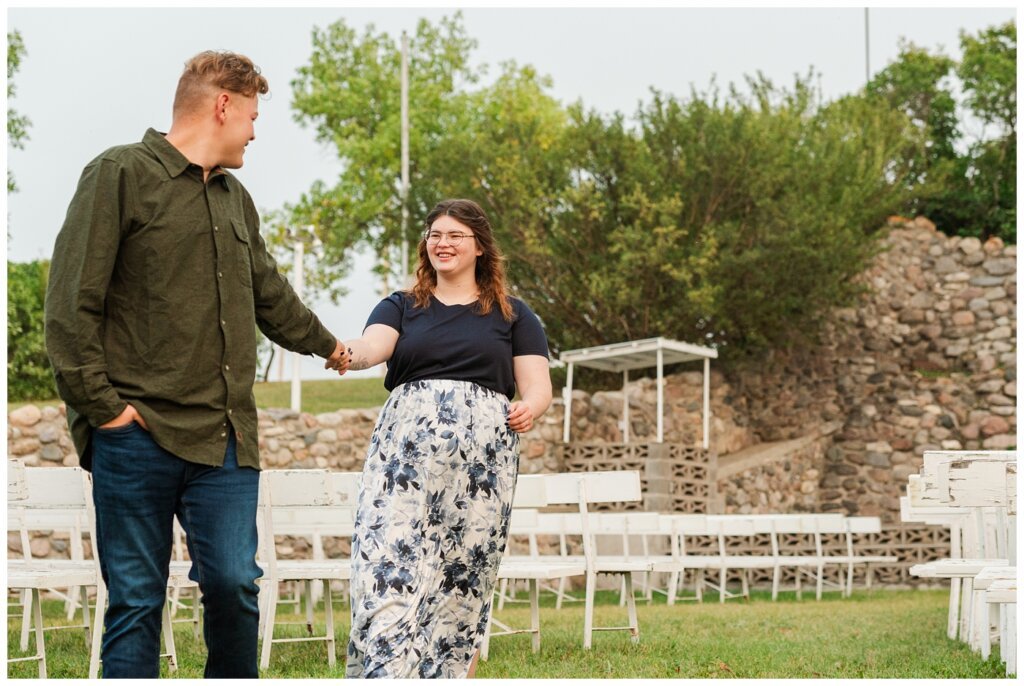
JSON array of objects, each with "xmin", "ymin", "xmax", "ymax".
[{"xmin": 346, "ymin": 379, "xmax": 520, "ymax": 679}]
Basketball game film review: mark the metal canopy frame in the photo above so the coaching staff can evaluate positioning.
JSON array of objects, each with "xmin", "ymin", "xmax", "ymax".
[{"xmin": 559, "ymin": 336, "xmax": 718, "ymax": 447}]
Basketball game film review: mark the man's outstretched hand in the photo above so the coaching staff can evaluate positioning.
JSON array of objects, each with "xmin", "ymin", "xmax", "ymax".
[{"xmin": 324, "ymin": 340, "xmax": 353, "ymax": 376}]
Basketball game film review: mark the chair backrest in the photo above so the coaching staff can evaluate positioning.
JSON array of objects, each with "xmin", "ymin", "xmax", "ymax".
[
  {"xmin": 513, "ymin": 474, "xmax": 548, "ymax": 509},
  {"xmin": 10, "ymin": 467, "xmax": 96, "ymax": 565},
  {"xmin": 541, "ymin": 471, "xmax": 642, "ymax": 506},
  {"xmin": 24, "ymin": 467, "xmax": 90, "ymax": 508},
  {"xmin": 327, "ymin": 472, "xmax": 362, "ymax": 506},
  {"xmin": 258, "ymin": 470, "xmax": 351, "ymax": 573},
  {"xmin": 533, "ymin": 472, "xmax": 641, "ymax": 567},
  {"xmin": 8, "ymin": 458, "xmax": 27, "ymax": 502},
  {"xmin": 846, "ymin": 516, "xmax": 882, "ymax": 535}
]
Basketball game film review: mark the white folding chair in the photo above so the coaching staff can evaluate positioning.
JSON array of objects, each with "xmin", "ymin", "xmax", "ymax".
[
  {"xmin": 701, "ymin": 516, "xmax": 775, "ymax": 603},
  {"xmin": 840, "ymin": 516, "xmax": 899, "ymax": 595},
  {"xmin": 651, "ymin": 514, "xmax": 718, "ymax": 604},
  {"xmin": 6, "ymin": 466, "xmax": 108, "ymax": 679},
  {"xmin": 257, "ymin": 469, "xmax": 353, "ymax": 670},
  {"xmin": 482, "ymin": 474, "xmax": 586, "ymax": 659},
  {"xmin": 541, "ymin": 471, "xmax": 651, "ymax": 649}
]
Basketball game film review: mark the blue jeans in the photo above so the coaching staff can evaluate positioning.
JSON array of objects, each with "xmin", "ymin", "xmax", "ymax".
[{"xmin": 91, "ymin": 422, "xmax": 261, "ymax": 678}]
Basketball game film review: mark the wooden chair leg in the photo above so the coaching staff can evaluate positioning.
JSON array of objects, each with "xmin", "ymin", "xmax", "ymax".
[
  {"xmin": 259, "ymin": 582, "xmax": 279, "ymax": 670},
  {"xmin": 583, "ymin": 572, "xmax": 596, "ymax": 650},
  {"xmin": 948, "ymin": 578, "xmax": 961, "ymax": 640},
  {"xmin": 162, "ymin": 598, "xmax": 178, "ymax": 672},
  {"xmin": 979, "ymin": 596, "xmax": 992, "ymax": 660},
  {"xmin": 79, "ymin": 586, "xmax": 92, "ymax": 647},
  {"xmin": 88, "ymin": 582, "xmax": 106, "ymax": 679},
  {"xmin": 960, "ymin": 578, "xmax": 974, "ymax": 642},
  {"xmin": 323, "ymin": 580, "xmax": 336, "ymax": 668},
  {"xmin": 497, "ymin": 578, "xmax": 508, "ymax": 611},
  {"xmin": 667, "ymin": 570, "xmax": 679, "ymax": 606},
  {"xmin": 624, "ymin": 573, "xmax": 639, "ymax": 644},
  {"xmin": 20, "ymin": 588, "xmax": 33, "ymax": 652},
  {"xmin": 27, "ymin": 589, "xmax": 47, "ymax": 679},
  {"xmin": 304, "ymin": 580, "xmax": 315, "ymax": 635},
  {"xmin": 529, "ymin": 579, "xmax": 540, "ymax": 653}
]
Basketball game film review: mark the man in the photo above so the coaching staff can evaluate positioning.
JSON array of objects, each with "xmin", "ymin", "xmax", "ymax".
[{"xmin": 44, "ymin": 50, "xmax": 350, "ymax": 678}]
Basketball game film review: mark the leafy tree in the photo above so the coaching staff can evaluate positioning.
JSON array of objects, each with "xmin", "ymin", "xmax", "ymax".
[
  {"xmin": 286, "ymin": 14, "xmax": 482, "ymax": 296},
  {"xmin": 864, "ymin": 22, "xmax": 1016, "ymax": 242},
  {"xmin": 953, "ymin": 21, "xmax": 1016, "ymax": 242},
  {"xmin": 287, "ymin": 15, "xmax": 925, "ymax": 360},
  {"xmin": 8, "ymin": 260, "xmax": 56, "ymax": 401},
  {"xmin": 7, "ymin": 30, "xmax": 30, "ymax": 193}
]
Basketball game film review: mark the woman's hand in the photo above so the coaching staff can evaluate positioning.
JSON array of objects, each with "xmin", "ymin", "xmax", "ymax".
[{"xmin": 508, "ymin": 400, "xmax": 535, "ymax": 433}]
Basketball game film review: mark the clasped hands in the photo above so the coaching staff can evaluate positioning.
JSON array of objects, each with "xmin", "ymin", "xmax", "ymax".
[{"xmin": 324, "ymin": 340, "xmax": 353, "ymax": 375}]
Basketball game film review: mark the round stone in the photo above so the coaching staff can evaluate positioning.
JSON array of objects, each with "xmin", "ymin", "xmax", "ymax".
[{"xmin": 9, "ymin": 405, "xmax": 42, "ymax": 427}]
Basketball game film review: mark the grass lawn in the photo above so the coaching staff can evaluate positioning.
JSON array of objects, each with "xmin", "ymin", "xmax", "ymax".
[
  {"xmin": 6, "ymin": 589, "xmax": 1008, "ymax": 679},
  {"xmin": 8, "ymin": 378, "xmax": 390, "ymax": 415},
  {"xmin": 251, "ymin": 378, "xmax": 389, "ymax": 413}
]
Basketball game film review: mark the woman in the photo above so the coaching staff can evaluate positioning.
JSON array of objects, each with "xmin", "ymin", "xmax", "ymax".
[{"xmin": 341, "ymin": 199, "xmax": 552, "ymax": 678}]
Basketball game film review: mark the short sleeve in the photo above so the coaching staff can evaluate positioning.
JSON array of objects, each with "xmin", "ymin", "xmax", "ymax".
[
  {"xmin": 511, "ymin": 299, "xmax": 549, "ymax": 358},
  {"xmin": 364, "ymin": 292, "xmax": 405, "ymax": 334}
]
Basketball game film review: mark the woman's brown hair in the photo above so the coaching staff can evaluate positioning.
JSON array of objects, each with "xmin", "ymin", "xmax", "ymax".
[{"xmin": 409, "ymin": 199, "xmax": 514, "ymax": 321}]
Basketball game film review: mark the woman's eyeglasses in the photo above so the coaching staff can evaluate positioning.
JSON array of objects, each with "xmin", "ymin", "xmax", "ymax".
[{"xmin": 424, "ymin": 230, "xmax": 476, "ymax": 246}]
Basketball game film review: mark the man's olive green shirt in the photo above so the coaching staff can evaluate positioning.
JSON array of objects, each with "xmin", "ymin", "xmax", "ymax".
[{"xmin": 45, "ymin": 128, "xmax": 337, "ymax": 471}]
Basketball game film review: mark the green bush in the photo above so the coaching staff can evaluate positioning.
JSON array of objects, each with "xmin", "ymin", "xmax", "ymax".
[{"xmin": 8, "ymin": 260, "xmax": 56, "ymax": 401}]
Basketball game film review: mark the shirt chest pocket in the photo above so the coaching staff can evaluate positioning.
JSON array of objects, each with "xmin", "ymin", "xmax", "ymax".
[{"xmin": 231, "ymin": 219, "xmax": 254, "ymax": 288}]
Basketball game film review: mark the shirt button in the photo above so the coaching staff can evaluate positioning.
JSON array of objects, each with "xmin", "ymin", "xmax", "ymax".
[
  {"xmin": 214, "ymin": 225, "xmax": 219, "ymax": 232},
  {"xmin": 221, "ymin": 320, "xmax": 226, "ymax": 326},
  {"xmin": 225, "ymin": 365, "xmax": 230, "ymax": 371},
  {"xmin": 218, "ymin": 272, "xmax": 223, "ymax": 278},
  {"xmin": 228, "ymin": 409, "xmax": 233, "ymax": 415},
  {"xmin": 221, "ymin": 432, "xmax": 227, "ymax": 437}
]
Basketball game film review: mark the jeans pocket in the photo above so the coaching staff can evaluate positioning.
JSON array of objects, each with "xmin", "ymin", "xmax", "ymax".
[{"xmin": 95, "ymin": 420, "xmax": 141, "ymax": 436}]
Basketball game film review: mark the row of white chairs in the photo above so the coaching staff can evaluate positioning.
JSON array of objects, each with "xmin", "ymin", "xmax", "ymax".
[
  {"xmin": 901, "ymin": 450, "xmax": 1016, "ymax": 676},
  {"xmin": 500, "ymin": 509, "xmax": 895, "ymax": 606},
  {"xmin": 6, "ymin": 463, "xmax": 902, "ymax": 676}
]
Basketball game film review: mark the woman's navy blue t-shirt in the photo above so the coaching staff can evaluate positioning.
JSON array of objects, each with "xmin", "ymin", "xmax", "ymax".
[{"xmin": 364, "ymin": 291, "xmax": 549, "ymax": 399}]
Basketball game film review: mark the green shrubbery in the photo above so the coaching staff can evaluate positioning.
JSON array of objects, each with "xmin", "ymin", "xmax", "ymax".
[{"xmin": 8, "ymin": 260, "xmax": 56, "ymax": 401}]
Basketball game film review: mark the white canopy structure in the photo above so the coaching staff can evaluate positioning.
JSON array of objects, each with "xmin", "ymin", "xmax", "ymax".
[{"xmin": 559, "ymin": 337, "xmax": 719, "ymax": 448}]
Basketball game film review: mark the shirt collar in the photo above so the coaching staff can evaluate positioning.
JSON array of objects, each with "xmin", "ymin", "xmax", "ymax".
[{"xmin": 142, "ymin": 128, "xmax": 231, "ymax": 189}]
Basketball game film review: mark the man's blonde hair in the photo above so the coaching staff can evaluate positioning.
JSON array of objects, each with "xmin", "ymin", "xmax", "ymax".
[{"xmin": 173, "ymin": 50, "xmax": 269, "ymax": 117}]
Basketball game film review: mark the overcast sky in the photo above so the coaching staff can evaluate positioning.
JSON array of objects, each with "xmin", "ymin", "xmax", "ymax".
[{"xmin": 4, "ymin": 5, "xmax": 1016, "ymax": 379}]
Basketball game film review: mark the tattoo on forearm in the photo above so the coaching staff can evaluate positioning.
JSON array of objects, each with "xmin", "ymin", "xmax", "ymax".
[{"xmin": 349, "ymin": 355, "xmax": 371, "ymax": 371}]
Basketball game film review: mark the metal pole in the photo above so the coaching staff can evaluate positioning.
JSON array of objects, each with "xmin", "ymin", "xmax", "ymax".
[
  {"xmin": 622, "ymin": 369, "xmax": 630, "ymax": 444},
  {"xmin": 656, "ymin": 347, "xmax": 664, "ymax": 443},
  {"xmin": 400, "ymin": 31, "xmax": 410, "ymax": 283},
  {"xmin": 864, "ymin": 8, "xmax": 870, "ymax": 83},
  {"xmin": 703, "ymin": 358, "xmax": 711, "ymax": 450},
  {"xmin": 562, "ymin": 362, "xmax": 574, "ymax": 444},
  {"xmin": 290, "ymin": 238, "xmax": 304, "ymax": 412}
]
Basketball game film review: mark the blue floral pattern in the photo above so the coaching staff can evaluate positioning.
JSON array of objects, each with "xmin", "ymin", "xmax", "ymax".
[{"xmin": 346, "ymin": 380, "xmax": 519, "ymax": 679}]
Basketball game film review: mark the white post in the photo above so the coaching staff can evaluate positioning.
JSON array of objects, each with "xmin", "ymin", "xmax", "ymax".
[
  {"xmin": 400, "ymin": 31, "xmax": 410, "ymax": 283},
  {"xmin": 656, "ymin": 347, "xmax": 664, "ymax": 443},
  {"xmin": 290, "ymin": 238, "xmax": 304, "ymax": 412},
  {"xmin": 562, "ymin": 362, "xmax": 574, "ymax": 444},
  {"xmin": 703, "ymin": 357, "xmax": 710, "ymax": 450},
  {"xmin": 622, "ymin": 369, "xmax": 630, "ymax": 444}
]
